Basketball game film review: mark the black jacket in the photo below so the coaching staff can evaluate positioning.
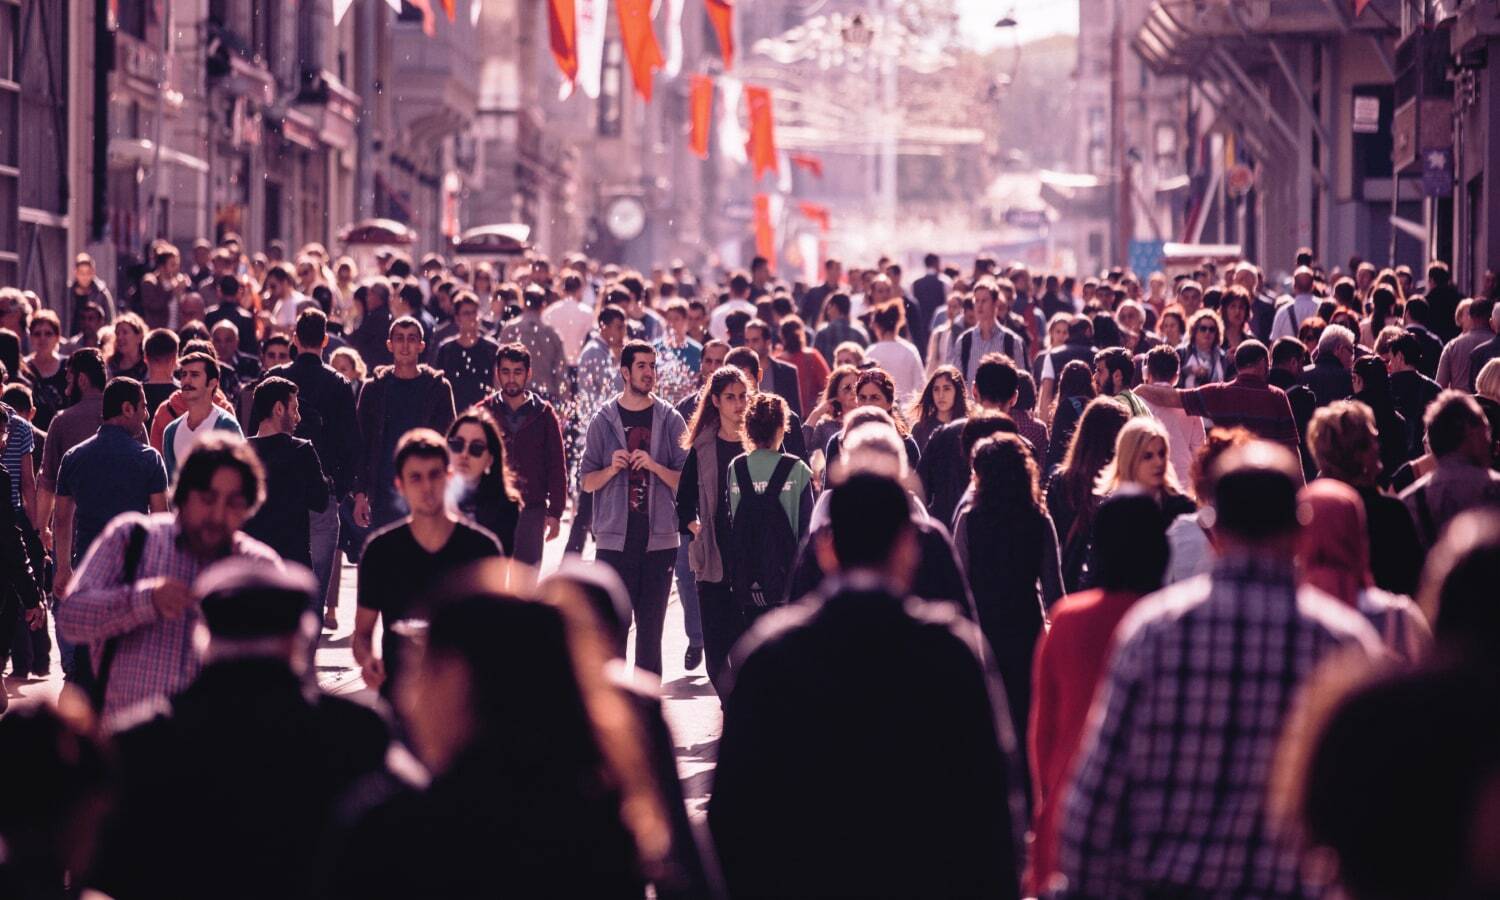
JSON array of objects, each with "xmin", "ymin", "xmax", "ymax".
[
  {"xmin": 1300, "ymin": 355, "xmax": 1354, "ymax": 407},
  {"xmin": 918, "ymin": 418, "xmax": 972, "ymax": 529},
  {"xmin": 765, "ymin": 357, "xmax": 805, "ymax": 420},
  {"xmin": 786, "ymin": 515, "xmax": 975, "ymax": 621},
  {"xmin": 244, "ymin": 433, "xmax": 331, "ymax": 566},
  {"xmin": 1404, "ymin": 324, "xmax": 1443, "ymax": 378},
  {"xmin": 1390, "ymin": 368, "xmax": 1441, "ymax": 458},
  {"xmin": 266, "ymin": 352, "xmax": 362, "ymax": 499},
  {"xmin": 89, "ymin": 659, "xmax": 389, "ymax": 900},
  {"xmin": 708, "ymin": 581, "xmax": 1025, "ymax": 900},
  {"xmin": 352, "ymin": 365, "xmax": 456, "ymax": 496},
  {"xmin": 912, "ymin": 272, "xmax": 948, "ymax": 332}
]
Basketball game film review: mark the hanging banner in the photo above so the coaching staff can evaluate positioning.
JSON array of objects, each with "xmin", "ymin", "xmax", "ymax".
[
  {"xmin": 718, "ymin": 76, "xmax": 748, "ymax": 165},
  {"xmin": 754, "ymin": 194, "xmax": 776, "ymax": 272},
  {"xmin": 438, "ymin": 0, "xmax": 455, "ymax": 20},
  {"xmin": 548, "ymin": 0, "xmax": 579, "ymax": 85},
  {"xmin": 790, "ymin": 153, "xmax": 823, "ymax": 178},
  {"xmin": 798, "ymin": 201, "xmax": 831, "ymax": 232},
  {"xmin": 575, "ymin": 0, "xmax": 607, "ymax": 99},
  {"xmin": 745, "ymin": 85, "xmax": 778, "ymax": 181},
  {"xmin": 663, "ymin": 0, "xmax": 686, "ymax": 78},
  {"xmin": 690, "ymin": 74, "xmax": 714, "ymax": 160},
  {"xmin": 705, "ymin": 0, "xmax": 735, "ymax": 70},
  {"xmin": 617, "ymin": 0, "xmax": 665, "ymax": 100},
  {"xmin": 409, "ymin": 0, "xmax": 437, "ymax": 35}
]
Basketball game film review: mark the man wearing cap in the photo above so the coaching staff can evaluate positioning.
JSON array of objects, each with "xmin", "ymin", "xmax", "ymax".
[
  {"xmin": 85, "ymin": 558, "xmax": 389, "ymax": 900},
  {"xmin": 56, "ymin": 434, "xmax": 283, "ymax": 727},
  {"xmin": 1058, "ymin": 443, "xmax": 1382, "ymax": 898}
]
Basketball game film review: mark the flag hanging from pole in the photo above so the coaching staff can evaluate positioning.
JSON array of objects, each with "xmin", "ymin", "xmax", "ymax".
[
  {"xmin": 705, "ymin": 0, "xmax": 735, "ymax": 70},
  {"xmin": 548, "ymin": 0, "xmax": 579, "ymax": 85},
  {"xmin": 438, "ymin": 0, "xmax": 456, "ymax": 20},
  {"xmin": 617, "ymin": 0, "xmax": 665, "ymax": 100},
  {"xmin": 575, "ymin": 0, "xmax": 607, "ymax": 99},
  {"xmin": 798, "ymin": 201, "xmax": 831, "ymax": 232},
  {"xmin": 663, "ymin": 0, "xmax": 686, "ymax": 78},
  {"xmin": 754, "ymin": 194, "xmax": 776, "ymax": 272},
  {"xmin": 409, "ymin": 0, "xmax": 438, "ymax": 35},
  {"xmin": 1353, "ymin": 0, "xmax": 1372, "ymax": 15},
  {"xmin": 690, "ymin": 74, "xmax": 714, "ymax": 160},
  {"xmin": 745, "ymin": 86, "xmax": 778, "ymax": 181},
  {"xmin": 790, "ymin": 153, "xmax": 823, "ymax": 178}
]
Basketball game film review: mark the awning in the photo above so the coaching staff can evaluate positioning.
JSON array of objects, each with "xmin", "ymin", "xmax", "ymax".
[
  {"xmin": 107, "ymin": 137, "xmax": 210, "ymax": 174},
  {"xmin": 338, "ymin": 218, "xmax": 418, "ymax": 246}
]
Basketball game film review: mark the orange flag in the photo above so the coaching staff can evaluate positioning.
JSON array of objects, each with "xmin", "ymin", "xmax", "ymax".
[
  {"xmin": 409, "ymin": 0, "xmax": 437, "ymax": 35},
  {"xmin": 798, "ymin": 201, "xmax": 831, "ymax": 232},
  {"xmin": 690, "ymin": 74, "xmax": 714, "ymax": 160},
  {"xmin": 548, "ymin": 0, "xmax": 579, "ymax": 83},
  {"xmin": 705, "ymin": 0, "xmax": 735, "ymax": 70},
  {"xmin": 745, "ymin": 86, "xmax": 778, "ymax": 181},
  {"xmin": 617, "ymin": 0, "xmax": 665, "ymax": 100},
  {"xmin": 438, "ymin": 0, "xmax": 456, "ymax": 20},
  {"xmin": 753, "ymin": 194, "xmax": 776, "ymax": 272},
  {"xmin": 790, "ymin": 153, "xmax": 823, "ymax": 178}
]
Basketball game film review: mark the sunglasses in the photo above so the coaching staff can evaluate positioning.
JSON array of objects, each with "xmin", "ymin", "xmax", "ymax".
[
  {"xmin": 447, "ymin": 438, "xmax": 488, "ymax": 459},
  {"xmin": 1195, "ymin": 325, "xmax": 1218, "ymax": 334}
]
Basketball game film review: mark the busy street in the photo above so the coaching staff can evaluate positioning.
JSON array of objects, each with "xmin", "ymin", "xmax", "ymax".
[{"xmin": 4, "ymin": 0, "xmax": 1500, "ymax": 899}]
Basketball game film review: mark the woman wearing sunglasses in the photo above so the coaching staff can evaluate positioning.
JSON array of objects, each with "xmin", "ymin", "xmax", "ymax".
[{"xmin": 446, "ymin": 409, "xmax": 521, "ymax": 557}]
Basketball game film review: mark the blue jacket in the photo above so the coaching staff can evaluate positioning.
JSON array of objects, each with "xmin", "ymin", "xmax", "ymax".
[
  {"xmin": 580, "ymin": 396, "xmax": 688, "ymax": 552},
  {"xmin": 162, "ymin": 407, "xmax": 242, "ymax": 480}
]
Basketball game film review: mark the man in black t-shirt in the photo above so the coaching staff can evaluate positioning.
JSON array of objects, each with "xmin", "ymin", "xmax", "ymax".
[{"xmin": 354, "ymin": 429, "xmax": 500, "ymax": 699}]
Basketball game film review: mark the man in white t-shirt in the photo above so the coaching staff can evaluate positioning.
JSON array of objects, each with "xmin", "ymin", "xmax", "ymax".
[
  {"xmin": 542, "ymin": 270, "xmax": 596, "ymax": 363},
  {"xmin": 708, "ymin": 271, "xmax": 758, "ymax": 341},
  {"xmin": 265, "ymin": 263, "xmax": 311, "ymax": 331},
  {"xmin": 1138, "ymin": 345, "xmax": 1204, "ymax": 487},
  {"xmin": 1269, "ymin": 266, "xmax": 1320, "ymax": 342}
]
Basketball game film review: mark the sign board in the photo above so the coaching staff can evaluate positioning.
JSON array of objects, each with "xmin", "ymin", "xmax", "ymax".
[
  {"xmin": 1003, "ymin": 208, "xmax": 1049, "ymax": 230},
  {"xmin": 1352, "ymin": 95, "xmax": 1381, "ymax": 134},
  {"xmin": 1423, "ymin": 148, "xmax": 1454, "ymax": 197},
  {"xmin": 1128, "ymin": 240, "xmax": 1166, "ymax": 276}
]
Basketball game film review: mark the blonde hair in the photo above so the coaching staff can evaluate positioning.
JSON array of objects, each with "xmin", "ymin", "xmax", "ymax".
[
  {"xmin": 330, "ymin": 346, "xmax": 367, "ymax": 381},
  {"xmin": 1096, "ymin": 416, "xmax": 1183, "ymax": 496},
  {"xmin": 1476, "ymin": 359, "xmax": 1500, "ymax": 403}
]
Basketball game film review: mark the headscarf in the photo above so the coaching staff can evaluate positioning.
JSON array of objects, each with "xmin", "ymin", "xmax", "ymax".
[{"xmin": 1296, "ymin": 479, "xmax": 1372, "ymax": 607}]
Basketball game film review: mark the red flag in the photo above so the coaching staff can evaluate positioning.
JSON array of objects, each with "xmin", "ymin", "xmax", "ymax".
[
  {"xmin": 548, "ymin": 0, "xmax": 579, "ymax": 83},
  {"xmin": 438, "ymin": 0, "xmax": 456, "ymax": 20},
  {"xmin": 409, "ymin": 0, "xmax": 437, "ymax": 35},
  {"xmin": 689, "ymin": 75, "xmax": 714, "ymax": 160},
  {"xmin": 753, "ymin": 194, "xmax": 776, "ymax": 272},
  {"xmin": 1353, "ymin": 0, "xmax": 1371, "ymax": 14},
  {"xmin": 797, "ymin": 201, "xmax": 831, "ymax": 232},
  {"xmin": 705, "ymin": 0, "xmax": 735, "ymax": 70},
  {"xmin": 790, "ymin": 153, "xmax": 823, "ymax": 178},
  {"xmin": 745, "ymin": 86, "xmax": 778, "ymax": 181},
  {"xmin": 617, "ymin": 0, "xmax": 665, "ymax": 100}
]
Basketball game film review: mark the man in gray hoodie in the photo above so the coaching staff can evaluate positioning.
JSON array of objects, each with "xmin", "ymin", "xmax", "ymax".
[{"xmin": 579, "ymin": 340, "xmax": 688, "ymax": 675}]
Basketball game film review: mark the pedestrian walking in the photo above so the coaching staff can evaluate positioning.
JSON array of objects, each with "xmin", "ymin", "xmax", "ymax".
[
  {"xmin": 481, "ymin": 344, "xmax": 567, "ymax": 565},
  {"xmin": 1058, "ymin": 442, "xmax": 1382, "ymax": 897},
  {"xmin": 578, "ymin": 340, "xmax": 687, "ymax": 676},
  {"xmin": 86, "ymin": 560, "xmax": 389, "ymax": 900},
  {"xmin": 1046, "ymin": 398, "xmax": 1129, "ymax": 592},
  {"xmin": 353, "ymin": 429, "xmax": 500, "ymax": 699},
  {"xmin": 1398, "ymin": 390, "xmax": 1500, "ymax": 546},
  {"xmin": 498, "ymin": 284, "xmax": 568, "ymax": 402},
  {"xmin": 243, "ymin": 377, "xmax": 329, "ymax": 571},
  {"xmin": 725, "ymin": 392, "xmax": 814, "ymax": 615},
  {"xmin": 709, "ymin": 473, "xmax": 1025, "ymax": 899},
  {"xmin": 351, "ymin": 316, "xmax": 456, "ymax": 531},
  {"xmin": 55, "ymin": 434, "xmax": 282, "ymax": 727},
  {"xmin": 434, "ymin": 290, "xmax": 500, "ymax": 412},
  {"xmin": 35, "ymin": 349, "xmax": 106, "ymax": 553},
  {"xmin": 160, "ymin": 351, "xmax": 242, "ymax": 480},
  {"xmin": 445, "ymin": 409, "xmax": 521, "ymax": 555}
]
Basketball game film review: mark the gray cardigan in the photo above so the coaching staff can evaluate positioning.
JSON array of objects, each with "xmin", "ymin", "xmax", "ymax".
[
  {"xmin": 686, "ymin": 428, "xmax": 727, "ymax": 583},
  {"xmin": 580, "ymin": 395, "xmax": 689, "ymax": 552}
]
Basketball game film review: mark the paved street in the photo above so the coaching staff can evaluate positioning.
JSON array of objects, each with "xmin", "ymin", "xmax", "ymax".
[{"xmin": 5, "ymin": 526, "xmax": 724, "ymax": 820}]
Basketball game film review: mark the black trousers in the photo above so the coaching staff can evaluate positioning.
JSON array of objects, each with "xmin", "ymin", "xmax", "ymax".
[
  {"xmin": 696, "ymin": 580, "xmax": 749, "ymax": 698},
  {"xmin": 597, "ymin": 548, "xmax": 675, "ymax": 676}
]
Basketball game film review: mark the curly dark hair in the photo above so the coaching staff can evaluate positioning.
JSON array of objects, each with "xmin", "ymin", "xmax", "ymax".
[{"xmin": 909, "ymin": 365, "xmax": 969, "ymax": 432}]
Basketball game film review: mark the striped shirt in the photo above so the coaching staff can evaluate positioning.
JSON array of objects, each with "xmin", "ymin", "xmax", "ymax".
[
  {"xmin": 2, "ymin": 402, "xmax": 34, "ymax": 510},
  {"xmin": 55, "ymin": 512, "xmax": 282, "ymax": 729}
]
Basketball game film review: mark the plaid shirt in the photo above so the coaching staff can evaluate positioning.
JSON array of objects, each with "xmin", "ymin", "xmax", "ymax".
[
  {"xmin": 1057, "ymin": 554, "xmax": 1381, "ymax": 898},
  {"xmin": 55, "ymin": 512, "xmax": 281, "ymax": 729}
]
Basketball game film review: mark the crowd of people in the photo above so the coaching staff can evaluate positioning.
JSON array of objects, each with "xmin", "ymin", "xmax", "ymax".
[{"xmin": 0, "ymin": 237, "xmax": 1498, "ymax": 898}]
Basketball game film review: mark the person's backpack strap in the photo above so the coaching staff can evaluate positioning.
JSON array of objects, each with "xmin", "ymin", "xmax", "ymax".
[
  {"xmin": 763, "ymin": 455, "xmax": 797, "ymax": 501},
  {"xmin": 90, "ymin": 523, "xmax": 148, "ymax": 711},
  {"xmin": 958, "ymin": 329, "xmax": 973, "ymax": 377},
  {"xmin": 732, "ymin": 457, "xmax": 756, "ymax": 507}
]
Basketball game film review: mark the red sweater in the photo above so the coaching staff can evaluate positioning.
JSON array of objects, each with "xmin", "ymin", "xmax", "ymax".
[{"xmin": 1026, "ymin": 588, "xmax": 1146, "ymax": 897}]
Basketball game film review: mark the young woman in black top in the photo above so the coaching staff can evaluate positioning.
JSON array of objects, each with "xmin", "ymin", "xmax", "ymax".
[
  {"xmin": 908, "ymin": 365, "xmax": 968, "ymax": 454},
  {"xmin": 446, "ymin": 409, "xmax": 521, "ymax": 556}
]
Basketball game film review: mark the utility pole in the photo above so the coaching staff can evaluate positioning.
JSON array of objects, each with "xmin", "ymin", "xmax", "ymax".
[{"xmin": 1110, "ymin": 0, "xmax": 1131, "ymax": 268}]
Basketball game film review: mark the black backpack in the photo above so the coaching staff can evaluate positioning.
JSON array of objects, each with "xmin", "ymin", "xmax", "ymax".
[
  {"xmin": 957, "ymin": 326, "xmax": 1020, "ymax": 377},
  {"xmin": 729, "ymin": 455, "xmax": 799, "ymax": 610}
]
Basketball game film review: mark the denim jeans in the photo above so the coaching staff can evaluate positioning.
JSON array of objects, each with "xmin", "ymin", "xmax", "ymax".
[
  {"xmin": 564, "ymin": 489, "xmax": 592, "ymax": 554},
  {"xmin": 674, "ymin": 541, "xmax": 703, "ymax": 647},
  {"xmin": 308, "ymin": 504, "xmax": 341, "ymax": 622},
  {"xmin": 513, "ymin": 507, "xmax": 547, "ymax": 566}
]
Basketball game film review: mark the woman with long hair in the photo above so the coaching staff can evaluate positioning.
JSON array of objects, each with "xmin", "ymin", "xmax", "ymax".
[
  {"xmin": 908, "ymin": 365, "xmax": 968, "ymax": 452},
  {"xmin": 862, "ymin": 301, "xmax": 925, "ymax": 407},
  {"xmin": 1043, "ymin": 360, "xmax": 1097, "ymax": 474},
  {"xmin": 106, "ymin": 312, "xmax": 148, "ymax": 380},
  {"xmin": 1046, "ymin": 398, "xmax": 1129, "ymax": 592},
  {"xmin": 952, "ymin": 433, "xmax": 1062, "ymax": 772},
  {"xmin": 1350, "ymin": 356, "xmax": 1409, "ymax": 486},
  {"xmin": 823, "ymin": 368, "xmax": 921, "ymax": 471},
  {"xmin": 803, "ymin": 364, "xmax": 859, "ymax": 460},
  {"xmin": 1156, "ymin": 306, "xmax": 1186, "ymax": 349},
  {"xmin": 21, "ymin": 308, "xmax": 68, "ymax": 429},
  {"xmin": 446, "ymin": 409, "xmax": 522, "ymax": 556},
  {"xmin": 775, "ymin": 316, "xmax": 830, "ymax": 416},
  {"xmin": 726, "ymin": 393, "xmax": 816, "ymax": 613},
  {"xmin": 675, "ymin": 364, "xmax": 754, "ymax": 695},
  {"xmin": 1361, "ymin": 284, "xmax": 1401, "ymax": 347},
  {"xmin": 1095, "ymin": 417, "xmax": 1196, "ymax": 521},
  {"xmin": 333, "ymin": 573, "xmax": 667, "ymax": 898},
  {"xmin": 1220, "ymin": 285, "xmax": 1254, "ymax": 353},
  {"xmin": 1179, "ymin": 308, "xmax": 1229, "ymax": 388}
]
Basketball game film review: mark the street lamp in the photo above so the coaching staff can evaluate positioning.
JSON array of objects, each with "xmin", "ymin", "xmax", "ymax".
[{"xmin": 995, "ymin": 13, "xmax": 1018, "ymax": 28}]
